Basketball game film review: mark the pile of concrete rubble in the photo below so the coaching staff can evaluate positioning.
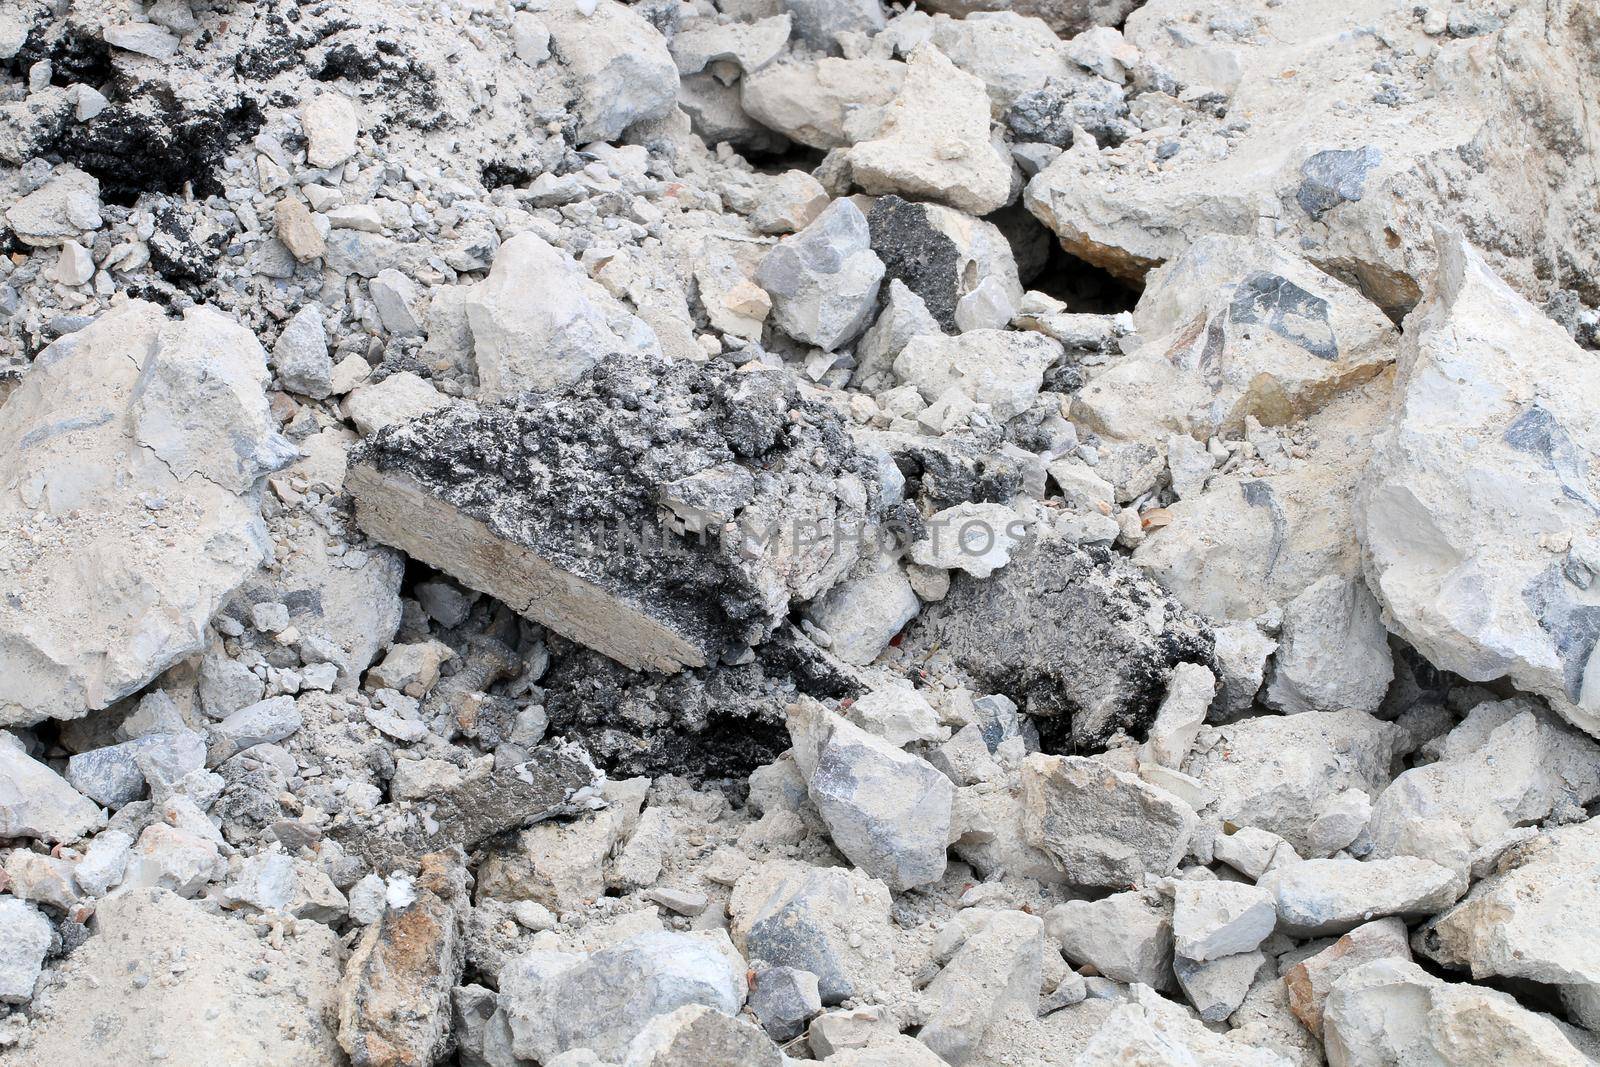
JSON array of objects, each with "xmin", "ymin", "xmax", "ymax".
[{"xmin": 4, "ymin": 0, "xmax": 1600, "ymax": 1063}]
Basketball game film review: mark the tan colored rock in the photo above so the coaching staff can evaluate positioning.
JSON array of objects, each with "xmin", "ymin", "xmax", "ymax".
[
  {"xmin": 1025, "ymin": 0, "xmax": 1600, "ymax": 316},
  {"xmin": 1323, "ymin": 959, "xmax": 1591, "ymax": 1067},
  {"xmin": 1360, "ymin": 235, "xmax": 1600, "ymax": 738},
  {"xmin": 741, "ymin": 57, "xmax": 906, "ymax": 150},
  {"xmin": 846, "ymin": 45, "xmax": 1012, "ymax": 217},
  {"xmin": 1021, "ymin": 753, "xmax": 1195, "ymax": 887},
  {"xmin": 12, "ymin": 887, "xmax": 343, "ymax": 1066},
  {"xmin": 0, "ymin": 301, "xmax": 294, "ymax": 726},
  {"xmin": 1076, "ymin": 236, "xmax": 1397, "ymax": 443},
  {"xmin": 1283, "ymin": 917, "xmax": 1410, "ymax": 1035},
  {"xmin": 338, "ymin": 851, "xmax": 468, "ymax": 1067},
  {"xmin": 1416, "ymin": 816, "xmax": 1600, "ymax": 1028}
]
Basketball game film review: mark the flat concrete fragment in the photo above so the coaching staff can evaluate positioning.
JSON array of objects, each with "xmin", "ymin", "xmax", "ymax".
[
  {"xmin": 350, "ymin": 355, "xmax": 887, "ymax": 674},
  {"xmin": 328, "ymin": 744, "xmax": 597, "ymax": 871}
]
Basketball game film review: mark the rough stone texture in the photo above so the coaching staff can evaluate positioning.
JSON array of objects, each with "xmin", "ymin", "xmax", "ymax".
[
  {"xmin": 1183, "ymin": 709, "xmax": 1395, "ymax": 858},
  {"xmin": 1262, "ymin": 574, "xmax": 1394, "ymax": 716},
  {"xmin": 1365, "ymin": 698, "xmax": 1600, "ymax": 875},
  {"xmin": 338, "ymin": 851, "xmax": 468, "ymax": 1067},
  {"xmin": 1260, "ymin": 856, "xmax": 1464, "ymax": 937},
  {"xmin": 894, "ymin": 329, "xmax": 1060, "ymax": 422},
  {"xmin": 1134, "ymin": 379, "xmax": 1388, "ymax": 622},
  {"xmin": 350, "ymin": 353, "xmax": 889, "ymax": 673},
  {"xmin": 1415, "ymin": 816, "xmax": 1600, "ymax": 1028},
  {"xmin": 867, "ymin": 195, "xmax": 1022, "ymax": 336},
  {"xmin": 747, "ymin": 964, "xmax": 822, "ymax": 1043},
  {"xmin": 1025, "ymin": 0, "xmax": 1600, "ymax": 318},
  {"xmin": 623, "ymin": 1004, "xmax": 782, "ymax": 1067},
  {"xmin": 1322, "ymin": 959, "xmax": 1592, "ymax": 1067},
  {"xmin": 329, "ymin": 744, "xmax": 596, "ymax": 871},
  {"xmin": 1140, "ymin": 662, "xmax": 1215, "ymax": 768},
  {"xmin": 1283, "ymin": 917, "xmax": 1411, "ymax": 1036},
  {"xmin": 783, "ymin": 0, "xmax": 883, "ymax": 55},
  {"xmin": 788, "ymin": 699, "xmax": 954, "ymax": 891},
  {"xmin": 1044, "ymin": 890, "xmax": 1173, "ymax": 988},
  {"xmin": 908, "ymin": 535, "xmax": 1214, "ymax": 748},
  {"xmin": 1020, "ymin": 753, "xmax": 1196, "ymax": 887},
  {"xmin": 0, "ymin": 897, "xmax": 51, "ymax": 1004},
  {"xmin": 919, "ymin": 0, "xmax": 1138, "ymax": 38},
  {"xmin": 741, "ymin": 57, "xmax": 905, "ymax": 151},
  {"xmin": 1172, "ymin": 880, "xmax": 1276, "ymax": 963},
  {"xmin": 756, "ymin": 198, "xmax": 885, "ymax": 351},
  {"xmin": 545, "ymin": 0, "xmax": 679, "ymax": 142},
  {"xmin": 0, "ymin": 732, "xmax": 103, "ymax": 842},
  {"xmin": 1077, "ymin": 236, "xmax": 1398, "ymax": 444},
  {"xmin": 1076, "ymin": 987, "xmax": 1291, "ymax": 1066},
  {"xmin": 466, "ymin": 231, "xmax": 659, "ymax": 400},
  {"xmin": 846, "ymin": 44, "xmax": 1012, "ymax": 216},
  {"xmin": 1360, "ymin": 235, "xmax": 1600, "ymax": 738},
  {"xmin": 918, "ymin": 909, "xmax": 1043, "ymax": 1065},
  {"xmin": 494, "ymin": 930, "xmax": 747, "ymax": 1062},
  {"xmin": 11, "ymin": 888, "xmax": 343, "ymax": 1066},
  {"xmin": 729, "ymin": 859, "xmax": 893, "ymax": 1005},
  {"xmin": 0, "ymin": 301, "xmax": 293, "ymax": 726}
]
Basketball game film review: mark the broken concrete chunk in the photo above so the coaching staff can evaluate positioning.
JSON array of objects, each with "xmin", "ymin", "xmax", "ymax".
[
  {"xmin": 1262, "ymin": 574, "xmax": 1393, "ymax": 716},
  {"xmin": 1322, "ymin": 959, "xmax": 1593, "ymax": 1067},
  {"xmin": 328, "ymin": 745, "xmax": 596, "ymax": 871},
  {"xmin": 748, "ymin": 964, "xmax": 821, "ymax": 1043},
  {"xmin": 1173, "ymin": 880, "xmax": 1276, "ymax": 963},
  {"xmin": 1028, "ymin": 3, "xmax": 1600, "ymax": 317},
  {"xmin": 802, "ymin": 561, "xmax": 921, "ymax": 666},
  {"xmin": 339, "ymin": 851, "xmax": 467, "ymax": 1067},
  {"xmin": 867, "ymin": 196, "xmax": 1023, "ymax": 337},
  {"xmin": 1045, "ymin": 889, "xmax": 1172, "ymax": 988},
  {"xmin": 671, "ymin": 15, "xmax": 791, "ymax": 77},
  {"xmin": 1140, "ymin": 662, "xmax": 1215, "ymax": 769},
  {"xmin": 0, "ymin": 734, "xmax": 103, "ymax": 842},
  {"xmin": 1260, "ymin": 856, "xmax": 1464, "ymax": 937},
  {"xmin": 5, "ymin": 164, "xmax": 101, "ymax": 247},
  {"xmin": 10, "ymin": 887, "xmax": 343, "ymax": 1065},
  {"xmin": 729, "ymin": 859, "xmax": 893, "ymax": 1004},
  {"xmin": 844, "ymin": 686, "xmax": 943, "ymax": 747},
  {"xmin": 741, "ymin": 57, "xmax": 905, "ymax": 151},
  {"xmin": 1183, "ymin": 708, "xmax": 1395, "ymax": 858},
  {"xmin": 0, "ymin": 897, "xmax": 51, "ymax": 1004},
  {"xmin": 466, "ymin": 232, "xmax": 660, "ymax": 400},
  {"xmin": 545, "ymin": 0, "xmax": 679, "ymax": 142},
  {"xmin": 1021, "ymin": 753, "xmax": 1196, "ymax": 887},
  {"xmin": 1366, "ymin": 699, "xmax": 1600, "ymax": 874},
  {"xmin": 624, "ymin": 1004, "xmax": 782, "ymax": 1067},
  {"xmin": 1360, "ymin": 236, "xmax": 1600, "ymax": 738},
  {"xmin": 1075, "ymin": 236, "xmax": 1397, "ymax": 444},
  {"xmin": 1414, "ymin": 817, "xmax": 1600, "ymax": 1028},
  {"xmin": 895, "ymin": 329, "xmax": 1060, "ymax": 423},
  {"xmin": 1283, "ymin": 917, "xmax": 1411, "ymax": 1036},
  {"xmin": 496, "ymin": 931, "xmax": 746, "ymax": 1062},
  {"xmin": 302, "ymin": 92, "xmax": 359, "ymax": 168},
  {"xmin": 1175, "ymin": 949, "xmax": 1266, "ymax": 1023},
  {"xmin": 756, "ymin": 198, "xmax": 884, "ymax": 351},
  {"xmin": 0, "ymin": 302, "xmax": 293, "ymax": 726},
  {"xmin": 350, "ymin": 354, "xmax": 887, "ymax": 673},
  {"xmin": 67, "ymin": 730, "xmax": 207, "ymax": 807},
  {"xmin": 846, "ymin": 44, "xmax": 1012, "ymax": 216},
  {"xmin": 919, "ymin": 909, "xmax": 1043, "ymax": 1064},
  {"xmin": 788, "ymin": 699, "xmax": 953, "ymax": 891}
]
